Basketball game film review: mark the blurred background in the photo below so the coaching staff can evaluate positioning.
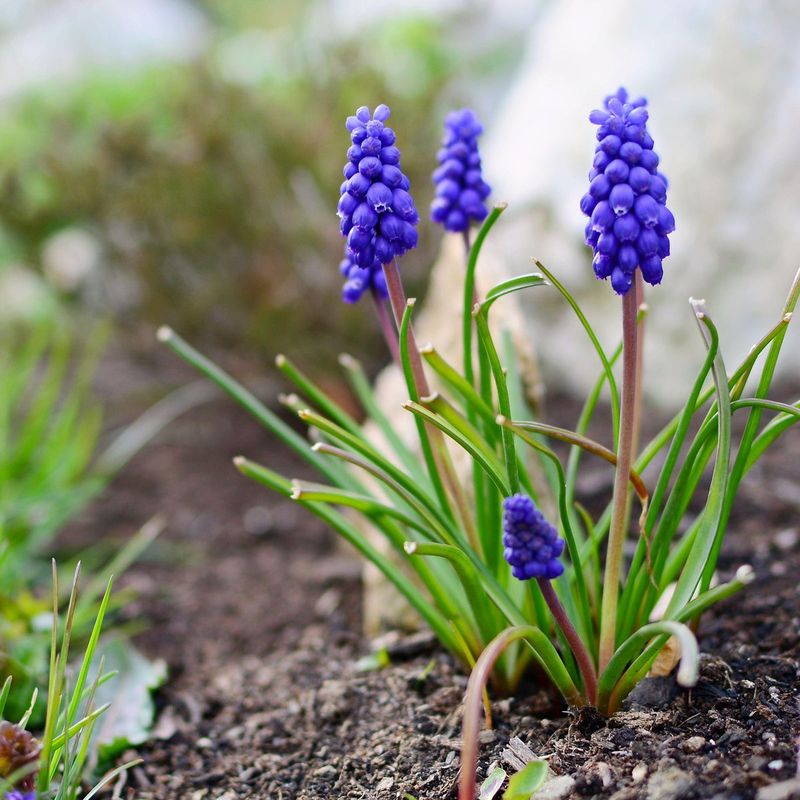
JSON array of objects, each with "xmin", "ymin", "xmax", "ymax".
[
  {"xmin": 0, "ymin": 0, "xmax": 798, "ymax": 388},
  {"xmin": 0, "ymin": 0, "xmax": 540, "ymax": 371}
]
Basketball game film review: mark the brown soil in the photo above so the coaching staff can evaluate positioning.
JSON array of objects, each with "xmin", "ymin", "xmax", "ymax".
[{"xmin": 72, "ymin": 352, "xmax": 800, "ymax": 800}]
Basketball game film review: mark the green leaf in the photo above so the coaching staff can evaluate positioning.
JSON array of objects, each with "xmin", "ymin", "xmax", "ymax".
[
  {"xmin": 89, "ymin": 639, "xmax": 167, "ymax": 762},
  {"xmin": 480, "ymin": 766, "xmax": 508, "ymax": 799},
  {"xmin": 483, "ymin": 273, "xmax": 547, "ymax": 314},
  {"xmin": 503, "ymin": 760, "xmax": 549, "ymax": 799}
]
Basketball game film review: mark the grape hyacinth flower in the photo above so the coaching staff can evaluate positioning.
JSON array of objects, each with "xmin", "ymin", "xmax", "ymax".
[
  {"xmin": 502, "ymin": 494, "xmax": 565, "ymax": 580},
  {"xmin": 430, "ymin": 108, "xmax": 491, "ymax": 232},
  {"xmin": 5, "ymin": 791, "xmax": 36, "ymax": 800},
  {"xmin": 580, "ymin": 87, "xmax": 675, "ymax": 295},
  {"xmin": 339, "ymin": 246, "xmax": 388, "ymax": 304},
  {"xmin": 338, "ymin": 104, "xmax": 418, "ymax": 302}
]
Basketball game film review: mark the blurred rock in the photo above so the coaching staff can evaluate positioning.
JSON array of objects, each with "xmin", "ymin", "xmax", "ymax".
[
  {"xmin": 480, "ymin": 0, "xmax": 800, "ymax": 404},
  {"xmin": 42, "ymin": 227, "xmax": 100, "ymax": 293},
  {"xmin": 0, "ymin": 264, "xmax": 55, "ymax": 321}
]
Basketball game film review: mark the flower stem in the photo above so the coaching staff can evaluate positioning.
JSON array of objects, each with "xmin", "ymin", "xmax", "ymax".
[
  {"xmin": 538, "ymin": 578, "xmax": 597, "ymax": 704},
  {"xmin": 598, "ymin": 287, "xmax": 640, "ymax": 671},
  {"xmin": 382, "ymin": 259, "xmax": 478, "ymax": 541},
  {"xmin": 383, "ymin": 259, "xmax": 431, "ymax": 395},
  {"xmin": 371, "ymin": 287, "xmax": 400, "ymax": 367}
]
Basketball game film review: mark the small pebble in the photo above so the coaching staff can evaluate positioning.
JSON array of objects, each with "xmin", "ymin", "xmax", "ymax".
[
  {"xmin": 682, "ymin": 736, "xmax": 706, "ymax": 753},
  {"xmin": 197, "ymin": 737, "xmax": 213, "ymax": 749},
  {"xmin": 632, "ymin": 764, "xmax": 648, "ymax": 784},
  {"xmin": 768, "ymin": 760, "xmax": 785, "ymax": 771}
]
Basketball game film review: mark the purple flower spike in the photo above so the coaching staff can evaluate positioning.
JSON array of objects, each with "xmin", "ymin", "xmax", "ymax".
[
  {"xmin": 338, "ymin": 104, "xmax": 417, "ymax": 303},
  {"xmin": 502, "ymin": 494, "xmax": 565, "ymax": 581},
  {"xmin": 431, "ymin": 108, "xmax": 491, "ymax": 233},
  {"xmin": 581, "ymin": 87, "xmax": 674, "ymax": 295},
  {"xmin": 5, "ymin": 792, "xmax": 36, "ymax": 800}
]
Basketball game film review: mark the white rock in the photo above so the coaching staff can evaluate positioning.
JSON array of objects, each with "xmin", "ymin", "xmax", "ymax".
[{"xmin": 480, "ymin": 0, "xmax": 800, "ymax": 405}]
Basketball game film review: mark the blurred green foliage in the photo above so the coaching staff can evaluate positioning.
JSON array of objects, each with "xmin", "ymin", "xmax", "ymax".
[
  {"xmin": 0, "ymin": 321, "xmax": 106, "ymax": 719},
  {"xmin": 0, "ymin": 7, "xmax": 520, "ymax": 366}
]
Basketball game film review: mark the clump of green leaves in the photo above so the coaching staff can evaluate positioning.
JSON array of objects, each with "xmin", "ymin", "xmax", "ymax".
[
  {"xmin": 0, "ymin": 321, "xmax": 173, "ymax": 723},
  {"xmin": 161, "ymin": 199, "xmax": 799, "ymax": 722},
  {"xmin": 0, "ymin": 565, "xmax": 140, "ymax": 800}
]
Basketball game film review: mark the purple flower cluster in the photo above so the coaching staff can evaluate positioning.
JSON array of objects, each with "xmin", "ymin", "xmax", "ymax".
[
  {"xmin": 581, "ymin": 88, "xmax": 675, "ymax": 295},
  {"xmin": 5, "ymin": 791, "xmax": 36, "ymax": 800},
  {"xmin": 502, "ymin": 494, "xmax": 565, "ymax": 581},
  {"xmin": 430, "ymin": 109, "xmax": 491, "ymax": 232},
  {"xmin": 338, "ymin": 105, "xmax": 418, "ymax": 303}
]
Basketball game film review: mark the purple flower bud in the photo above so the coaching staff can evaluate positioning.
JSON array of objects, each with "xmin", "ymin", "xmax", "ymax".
[
  {"xmin": 614, "ymin": 213, "xmax": 640, "ymax": 242},
  {"xmin": 627, "ymin": 166, "xmax": 651, "ymax": 194},
  {"xmin": 352, "ymin": 202, "xmax": 378, "ymax": 231},
  {"xmin": 445, "ymin": 208, "xmax": 468, "ymax": 232},
  {"xmin": 430, "ymin": 196, "xmax": 450, "ymax": 223},
  {"xmin": 649, "ymin": 175, "xmax": 668, "ymax": 203},
  {"xmin": 634, "ymin": 193, "xmax": 660, "ymax": 228},
  {"xmin": 591, "ymin": 200, "xmax": 614, "ymax": 232},
  {"xmin": 367, "ymin": 182, "xmax": 393, "ymax": 213},
  {"xmin": 360, "ymin": 136, "xmax": 382, "ymax": 156},
  {"xmin": 656, "ymin": 205, "xmax": 675, "ymax": 234},
  {"xmin": 380, "ymin": 164, "xmax": 404, "ymax": 189},
  {"xmin": 347, "ymin": 173, "xmax": 371, "ymax": 198},
  {"xmin": 589, "ymin": 174, "xmax": 611, "ymax": 199},
  {"xmin": 605, "ymin": 158, "xmax": 630, "ymax": 184},
  {"xmin": 358, "ymin": 156, "xmax": 383, "ymax": 179},
  {"xmin": 392, "ymin": 188, "xmax": 418, "ymax": 223},
  {"xmin": 597, "ymin": 232, "xmax": 617, "ymax": 255},
  {"xmin": 593, "ymin": 151, "xmax": 611, "ymax": 170},
  {"xmin": 380, "ymin": 146, "xmax": 401, "ymax": 165},
  {"xmin": 337, "ymin": 192, "xmax": 358, "ymax": 218},
  {"xmin": 436, "ymin": 178, "xmax": 461, "ymax": 202},
  {"xmin": 618, "ymin": 244, "xmax": 639, "ymax": 273},
  {"xmin": 619, "ymin": 141, "xmax": 642, "ymax": 164},
  {"xmin": 636, "ymin": 228, "xmax": 660, "ymax": 256},
  {"xmin": 611, "ymin": 266, "xmax": 633, "ymax": 294},
  {"xmin": 593, "ymin": 253, "xmax": 613, "ymax": 278},
  {"xmin": 580, "ymin": 193, "xmax": 597, "ymax": 216},
  {"xmin": 639, "ymin": 149, "xmax": 659, "ymax": 171},
  {"xmin": 599, "ymin": 135, "xmax": 621, "ymax": 155},
  {"xmin": 609, "ymin": 183, "xmax": 635, "ymax": 216},
  {"xmin": 640, "ymin": 254, "xmax": 663, "ymax": 284}
]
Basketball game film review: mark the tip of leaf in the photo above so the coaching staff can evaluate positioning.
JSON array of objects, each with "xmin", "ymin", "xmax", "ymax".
[
  {"xmin": 496, "ymin": 414, "xmax": 508, "ymax": 426},
  {"xmin": 419, "ymin": 343, "xmax": 434, "ymax": 354},
  {"xmin": 297, "ymin": 408, "xmax": 311, "ymax": 419},
  {"xmin": 420, "ymin": 392, "xmax": 439, "ymax": 404},
  {"xmin": 156, "ymin": 325, "xmax": 174, "ymax": 342},
  {"xmin": 233, "ymin": 456, "xmax": 247, "ymax": 469},
  {"xmin": 735, "ymin": 564, "xmax": 755, "ymax": 584},
  {"xmin": 275, "ymin": 354, "xmax": 287, "ymax": 367},
  {"xmin": 472, "ymin": 302, "xmax": 482, "ymax": 316},
  {"xmin": 783, "ymin": 312, "xmax": 793, "ymax": 323},
  {"xmin": 338, "ymin": 353, "xmax": 358, "ymax": 368},
  {"xmin": 406, "ymin": 297, "xmax": 416, "ymax": 308},
  {"xmin": 494, "ymin": 201, "xmax": 509, "ymax": 211},
  {"xmin": 290, "ymin": 480, "xmax": 302, "ymax": 500},
  {"xmin": 403, "ymin": 541, "xmax": 418, "ymax": 555},
  {"xmin": 311, "ymin": 442, "xmax": 323, "ymax": 452}
]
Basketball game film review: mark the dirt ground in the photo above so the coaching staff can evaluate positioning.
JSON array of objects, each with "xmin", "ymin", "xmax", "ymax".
[{"xmin": 72, "ymin": 348, "xmax": 800, "ymax": 800}]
